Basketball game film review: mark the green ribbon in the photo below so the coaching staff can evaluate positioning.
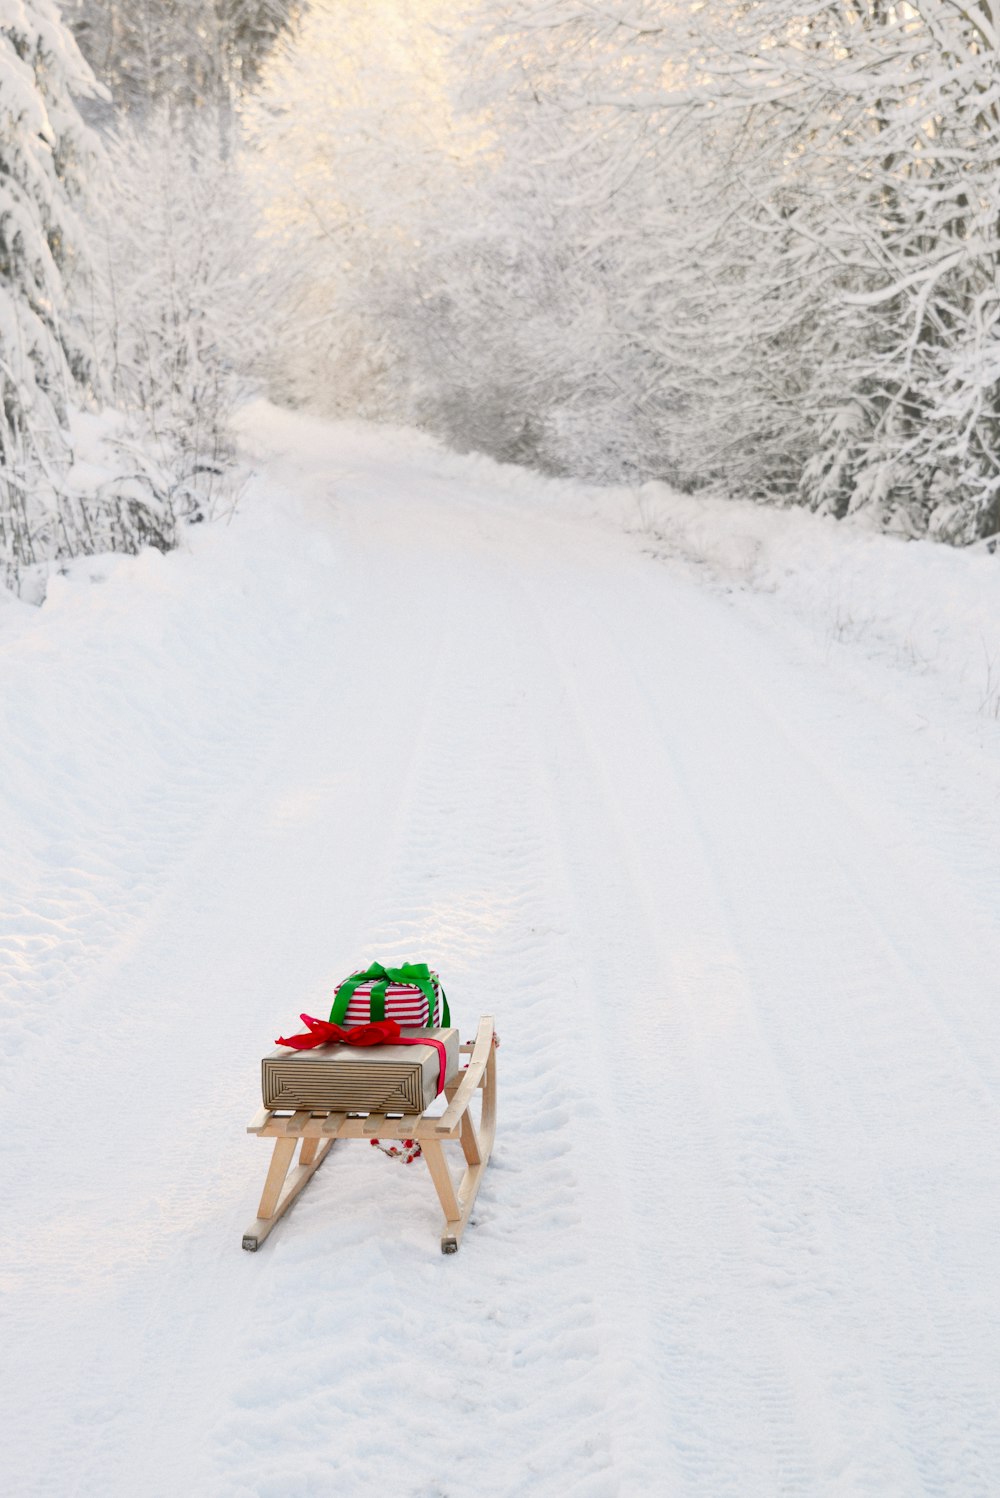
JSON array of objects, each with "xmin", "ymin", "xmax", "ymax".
[{"xmin": 329, "ymin": 961, "xmax": 451, "ymax": 1029}]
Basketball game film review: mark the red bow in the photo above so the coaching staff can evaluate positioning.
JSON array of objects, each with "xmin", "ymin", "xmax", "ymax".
[
  {"xmin": 275, "ymin": 1015, "xmax": 448, "ymax": 1095},
  {"xmin": 276, "ymin": 1016, "xmax": 402, "ymax": 1050}
]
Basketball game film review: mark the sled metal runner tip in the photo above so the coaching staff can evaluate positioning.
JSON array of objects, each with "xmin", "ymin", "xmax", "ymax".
[{"xmin": 242, "ymin": 1014, "xmax": 497, "ymax": 1254}]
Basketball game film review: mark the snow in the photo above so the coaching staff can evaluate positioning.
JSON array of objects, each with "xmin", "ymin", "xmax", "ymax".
[
  {"xmin": 3, "ymin": 402, "xmax": 1000, "ymax": 1495},
  {"xmin": 627, "ymin": 484, "xmax": 1000, "ymax": 721}
]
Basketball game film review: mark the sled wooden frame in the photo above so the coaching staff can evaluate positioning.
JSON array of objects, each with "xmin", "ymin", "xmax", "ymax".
[{"xmin": 243, "ymin": 1015, "xmax": 497, "ymax": 1254}]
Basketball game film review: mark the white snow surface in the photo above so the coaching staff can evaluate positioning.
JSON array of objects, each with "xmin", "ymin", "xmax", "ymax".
[{"xmin": 4, "ymin": 402, "xmax": 1000, "ymax": 1496}]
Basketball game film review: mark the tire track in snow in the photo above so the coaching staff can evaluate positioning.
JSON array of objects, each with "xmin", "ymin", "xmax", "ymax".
[
  {"xmin": 688, "ymin": 624, "xmax": 1000, "ymax": 1497},
  {"xmin": 672, "ymin": 639, "xmax": 1000, "ymax": 1497},
  {"xmin": 10, "ymin": 417, "xmax": 1000, "ymax": 1497},
  {"xmin": 476, "ymin": 521, "xmax": 1000, "ymax": 1496},
  {"xmin": 206, "ymin": 508, "xmax": 661, "ymax": 1495},
  {"xmin": 0, "ymin": 520, "xmax": 342, "ymax": 1071},
  {"xmin": 500, "ymin": 550, "xmax": 827, "ymax": 1496}
]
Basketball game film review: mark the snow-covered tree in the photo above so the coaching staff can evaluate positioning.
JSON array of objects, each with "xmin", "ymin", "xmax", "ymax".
[
  {"xmin": 446, "ymin": 0, "xmax": 689, "ymax": 480},
  {"xmin": 0, "ymin": 0, "xmax": 101, "ymax": 586},
  {"xmin": 244, "ymin": 0, "xmax": 680, "ymax": 476},
  {"xmin": 86, "ymin": 108, "xmax": 282, "ymax": 522},
  {"xmin": 457, "ymin": 0, "xmax": 1000, "ymax": 539},
  {"xmin": 242, "ymin": 0, "xmax": 465, "ymax": 422},
  {"xmin": 663, "ymin": 0, "xmax": 1000, "ymax": 538},
  {"xmin": 239, "ymin": 0, "xmax": 1000, "ymax": 542},
  {"xmin": 64, "ymin": 0, "xmax": 302, "ymax": 117}
]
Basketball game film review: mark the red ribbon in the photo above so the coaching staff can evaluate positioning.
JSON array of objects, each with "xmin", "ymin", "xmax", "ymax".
[{"xmin": 275, "ymin": 1015, "xmax": 448, "ymax": 1095}]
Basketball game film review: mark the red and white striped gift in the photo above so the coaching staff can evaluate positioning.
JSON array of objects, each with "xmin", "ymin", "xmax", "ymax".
[{"xmin": 339, "ymin": 976, "xmax": 444, "ymax": 1029}]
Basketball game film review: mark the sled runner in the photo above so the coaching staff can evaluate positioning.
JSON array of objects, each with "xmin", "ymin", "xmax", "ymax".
[{"xmin": 243, "ymin": 1014, "xmax": 497, "ymax": 1254}]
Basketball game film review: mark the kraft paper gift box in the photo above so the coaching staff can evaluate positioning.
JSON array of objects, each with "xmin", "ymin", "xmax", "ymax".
[{"xmin": 261, "ymin": 1027, "xmax": 460, "ymax": 1114}]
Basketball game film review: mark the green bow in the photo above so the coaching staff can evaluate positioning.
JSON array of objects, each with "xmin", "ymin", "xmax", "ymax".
[{"xmin": 329, "ymin": 961, "xmax": 451, "ymax": 1029}]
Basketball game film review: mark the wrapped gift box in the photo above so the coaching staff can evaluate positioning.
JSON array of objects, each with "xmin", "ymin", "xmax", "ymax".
[
  {"xmin": 261, "ymin": 1027, "xmax": 460, "ymax": 1114},
  {"xmin": 339, "ymin": 974, "xmax": 446, "ymax": 1028}
]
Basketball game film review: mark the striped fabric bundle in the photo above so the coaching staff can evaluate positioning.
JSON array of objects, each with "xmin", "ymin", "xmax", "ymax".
[{"xmin": 331, "ymin": 962, "xmax": 450, "ymax": 1030}]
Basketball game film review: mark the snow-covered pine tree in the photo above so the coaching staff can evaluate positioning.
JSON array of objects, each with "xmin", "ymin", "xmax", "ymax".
[{"xmin": 0, "ymin": 0, "xmax": 101, "ymax": 588}]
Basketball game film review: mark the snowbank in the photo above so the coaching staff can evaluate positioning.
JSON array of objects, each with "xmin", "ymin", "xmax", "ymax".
[
  {"xmin": 627, "ymin": 483, "xmax": 1000, "ymax": 718},
  {"xmin": 324, "ymin": 405, "xmax": 1000, "ymax": 723},
  {"xmin": 16, "ymin": 398, "xmax": 999, "ymax": 729}
]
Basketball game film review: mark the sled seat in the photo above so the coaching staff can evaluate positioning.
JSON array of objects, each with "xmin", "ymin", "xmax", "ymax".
[{"xmin": 242, "ymin": 1014, "xmax": 497, "ymax": 1254}]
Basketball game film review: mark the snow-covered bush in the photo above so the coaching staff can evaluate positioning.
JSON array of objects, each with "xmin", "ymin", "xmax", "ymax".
[
  {"xmin": 85, "ymin": 110, "xmax": 279, "ymax": 529},
  {"xmin": 0, "ymin": 4, "xmax": 262, "ymax": 598}
]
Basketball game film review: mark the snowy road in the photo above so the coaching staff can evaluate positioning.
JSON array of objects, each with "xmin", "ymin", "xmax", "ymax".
[{"xmin": 4, "ymin": 408, "xmax": 1000, "ymax": 1496}]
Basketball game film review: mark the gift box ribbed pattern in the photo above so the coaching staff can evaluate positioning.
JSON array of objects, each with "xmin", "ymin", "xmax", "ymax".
[
  {"xmin": 261, "ymin": 1027, "xmax": 460, "ymax": 1114},
  {"xmin": 340, "ymin": 979, "xmax": 444, "ymax": 1028}
]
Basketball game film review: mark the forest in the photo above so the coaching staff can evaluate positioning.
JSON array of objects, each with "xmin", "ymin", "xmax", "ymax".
[{"xmin": 3, "ymin": 0, "xmax": 1000, "ymax": 598}]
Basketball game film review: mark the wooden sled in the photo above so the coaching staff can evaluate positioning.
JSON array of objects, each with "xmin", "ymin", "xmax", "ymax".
[{"xmin": 243, "ymin": 1014, "xmax": 497, "ymax": 1254}]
